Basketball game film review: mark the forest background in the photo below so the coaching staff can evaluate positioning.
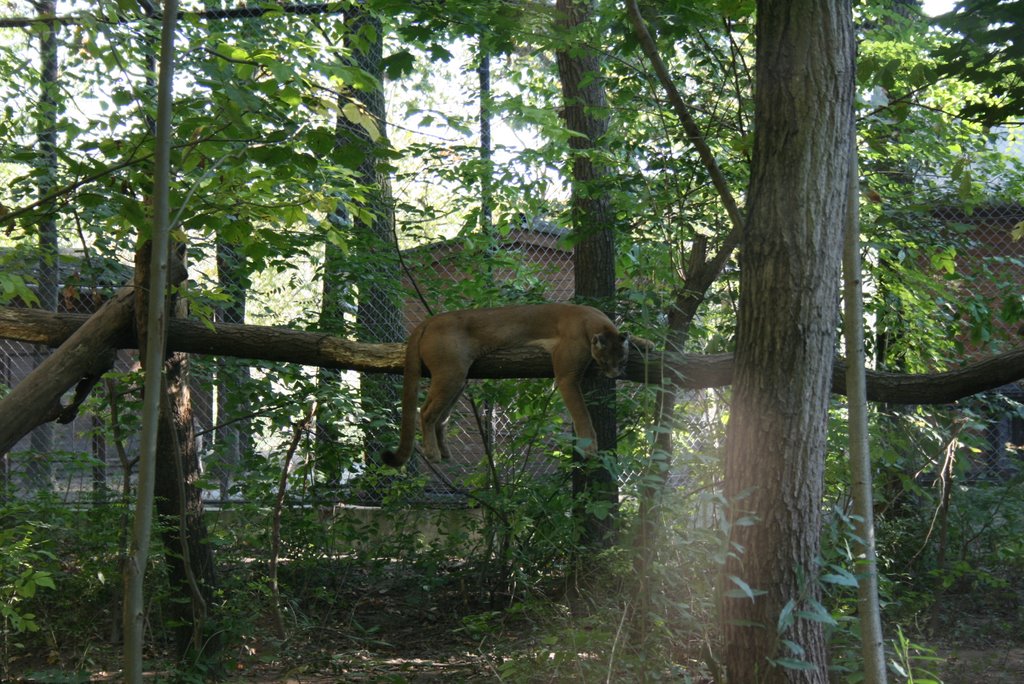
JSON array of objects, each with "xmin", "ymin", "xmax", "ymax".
[{"xmin": 1, "ymin": 0, "xmax": 1024, "ymax": 681}]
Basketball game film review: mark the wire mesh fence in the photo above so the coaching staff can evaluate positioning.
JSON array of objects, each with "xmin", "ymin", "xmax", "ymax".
[
  {"xmin": 2, "ymin": 2, "xmax": 1023, "ymax": 509},
  {"xmin": 0, "ymin": 223, "xmax": 647, "ymax": 506},
  {"xmin": 3, "ymin": 202, "xmax": 1024, "ymax": 507}
]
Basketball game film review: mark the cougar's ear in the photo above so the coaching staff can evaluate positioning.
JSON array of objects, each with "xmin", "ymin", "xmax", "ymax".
[{"xmin": 592, "ymin": 332, "xmax": 607, "ymax": 349}]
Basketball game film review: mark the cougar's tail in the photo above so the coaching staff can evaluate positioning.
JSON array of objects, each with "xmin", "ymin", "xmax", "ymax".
[{"xmin": 380, "ymin": 322, "xmax": 426, "ymax": 467}]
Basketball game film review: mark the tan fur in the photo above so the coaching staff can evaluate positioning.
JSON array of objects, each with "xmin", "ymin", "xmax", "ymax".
[{"xmin": 381, "ymin": 303, "xmax": 647, "ymax": 467}]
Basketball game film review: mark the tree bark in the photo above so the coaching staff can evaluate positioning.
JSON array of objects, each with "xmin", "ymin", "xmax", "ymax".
[
  {"xmin": 153, "ymin": 348, "xmax": 220, "ymax": 667},
  {"xmin": 343, "ymin": 5, "xmax": 404, "ymax": 462},
  {"xmin": 556, "ymin": 0, "xmax": 619, "ymax": 550},
  {"xmin": 124, "ymin": 3, "xmax": 179, "ymax": 677},
  {"xmin": 843, "ymin": 125, "xmax": 887, "ymax": 682},
  {"xmin": 720, "ymin": 1, "xmax": 854, "ymax": 681},
  {"xmin": 27, "ymin": 0, "xmax": 61, "ymax": 491},
  {"xmin": 135, "ymin": 245, "xmax": 220, "ymax": 668}
]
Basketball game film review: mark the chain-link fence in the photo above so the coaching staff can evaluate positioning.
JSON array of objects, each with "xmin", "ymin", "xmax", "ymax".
[
  {"xmin": 0, "ymin": 222, "xmax": 657, "ymax": 506},
  {"xmin": 2, "ymin": 2, "xmax": 1023, "ymax": 508},
  {"xmin": 4, "ymin": 203, "xmax": 1024, "ymax": 506}
]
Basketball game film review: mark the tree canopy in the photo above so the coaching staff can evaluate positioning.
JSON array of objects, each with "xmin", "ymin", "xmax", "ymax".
[{"xmin": 1, "ymin": 0, "xmax": 1024, "ymax": 680}]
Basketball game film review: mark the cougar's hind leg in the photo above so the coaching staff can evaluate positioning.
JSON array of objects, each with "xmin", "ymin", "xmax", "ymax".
[
  {"xmin": 433, "ymin": 384, "xmax": 466, "ymax": 461},
  {"xmin": 420, "ymin": 373, "xmax": 468, "ymax": 462}
]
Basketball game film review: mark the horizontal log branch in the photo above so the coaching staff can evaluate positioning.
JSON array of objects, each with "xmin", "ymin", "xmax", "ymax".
[{"xmin": 1, "ymin": 305, "xmax": 1023, "ymax": 405}]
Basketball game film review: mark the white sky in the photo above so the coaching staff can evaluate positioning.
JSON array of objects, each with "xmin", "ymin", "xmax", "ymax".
[{"xmin": 922, "ymin": 0, "xmax": 956, "ymax": 16}]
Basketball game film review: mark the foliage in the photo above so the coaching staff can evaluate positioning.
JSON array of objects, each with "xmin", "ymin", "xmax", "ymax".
[
  {"xmin": 1, "ymin": 0, "xmax": 1024, "ymax": 679},
  {"xmin": 0, "ymin": 506, "xmax": 56, "ymax": 677},
  {"xmin": 890, "ymin": 626, "xmax": 944, "ymax": 684},
  {"xmin": 936, "ymin": 0, "xmax": 1024, "ymax": 127}
]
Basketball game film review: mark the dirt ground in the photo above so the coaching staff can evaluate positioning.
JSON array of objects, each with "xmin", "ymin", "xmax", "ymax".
[
  {"xmin": 9, "ymin": 562, "xmax": 1024, "ymax": 682},
  {"xmin": 939, "ymin": 647, "xmax": 1024, "ymax": 683},
  {"xmin": 12, "ymin": 624, "xmax": 1024, "ymax": 682}
]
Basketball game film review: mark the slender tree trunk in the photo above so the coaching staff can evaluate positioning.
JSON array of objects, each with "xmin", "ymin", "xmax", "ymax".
[
  {"xmin": 631, "ymin": 282, "xmax": 703, "ymax": 637},
  {"xmin": 478, "ymin": 47, "xmax": 493, "ymax": 238},
  {"xmin": 843, "ymin": 129, "xmax": 887, "ymax": 683},
  {"xmin": 720, "ymin": 2, "xmax": 855, "ymax": 681},
  {"xmin": 28, "ymin": 0, "xmax": 60, "ymax": 492},
  {"xmin": 555, "ymin": 0, "xmax": 619, "ymax": 550},
  {"xmin": 126, "ymin": 3, "xmax": 218, "ymax": 674},
  {"xmin": 623, "ymin": 1, "xmax": 749, "ymax": 645},
  {"xmin": 123, "ymin": 3, "xmax": 178, "ymax": 678}
]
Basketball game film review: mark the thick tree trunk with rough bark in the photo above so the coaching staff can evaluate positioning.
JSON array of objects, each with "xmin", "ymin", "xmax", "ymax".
[
  {"xmin": 719, "ymin": 1, "xmax": 854, "ymax": 681},
  {"xmin": 153, "ymin": 348, "xmax": 220, "ymax": 666}
]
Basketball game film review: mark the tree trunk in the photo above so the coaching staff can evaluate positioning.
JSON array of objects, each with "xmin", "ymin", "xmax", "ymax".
[
  {"xmin": 720, "ymin": 1, "xmax": 854, "ymax": 681},
  {"xmin": 622, "ymin": 2, "xmax": 749, "ymax": 646},
  {"xmin": 136, "ymin": 246, "xmax": 221, "ymax": 669},
  {"xmin": 555, "ymin": 0, "xmax": 619, "ymax": 550},
  {"xmin": 843, "ymin": 126, "xmax": 887, "ymax": 683},
  {"xmin": 341, "ymin": 5, "xmax": 403, "ymax": 462},
  {"xmin": 213, "ymin": 240, "xmax": 250, "ymax": 501},
  {"xmin": 153, "ymin": 348, "xmax": 221, "ymax": 669},
  {"xmin": 123, "ymin": 4, "xmax": 179, "ymax": 676},
  {"xmin": 478, "ymin": 47, "xmax": 493, "ymax": 238},
  {"xmin": 27, "ymin": 0, "xmax": 60, "ymax": 492}
]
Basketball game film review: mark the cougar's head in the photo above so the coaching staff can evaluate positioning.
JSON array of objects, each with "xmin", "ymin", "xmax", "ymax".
[{"xmin": 590, "ymin": 331, "xmax": 631, "ymax": 378}]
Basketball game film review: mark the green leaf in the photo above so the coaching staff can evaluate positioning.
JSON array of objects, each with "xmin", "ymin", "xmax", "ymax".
[
  {"xmin": 111, "ymin": 89, "xmax": 134, "ymax": 106},
  {"xmin": 382, "ymin": 50, "xmax": 416, "ymax": 80},
  {"xmin": 795, "ymin": 599, "xmax": 838, "ymax": 626},
  {"xmin": 0, "ymin": 273, "xmax": 39, "ymax": 306},
  {"xmin": 342, "ymin": 102, "xmax": 381, "ymax": 142},
  {"xmin": 278, "ymin": 86, "xmax": 302, "ymax": 107},
  {"xmin": 726, "ymin": 575, "xmax": 765, "ymax": 601},
  {"xmin": 34, "ymin": 572, "xmax": 56, "ymax": 590},
  {"xmin": 333, "ymin": 143, "xmax": 366, "ymax": 170},
  {"xmin": 820, "ymin": 569, "xmax": 859, "ymax": 588},
  {"xmin": 780, "ymin": 639, "xmax": 805, "ymax": 657},
  {"xmin": 250, "ymin": 146, "xmax": 292, "ymax": 167},
  {"xmin": 308, "ymin": 128, "xmax": 335, "ymax": 156},
  {"xmin": 428, "ymin": 43, "xmax": 453, "ymax": 62},
  {"xmin": 771, "ymin": 657, "xmax": 817, "ymax": 671},
  {"xmin": 929, "ymin": 247, "xmax": 956, "ymax": 275},
  {"xmin": 777, "ymin": 598, "xmax": 796, "ymax": 631},
  {"xmin": 235, "ymin": 62, "xmax": 255, "ymax": 80}
]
